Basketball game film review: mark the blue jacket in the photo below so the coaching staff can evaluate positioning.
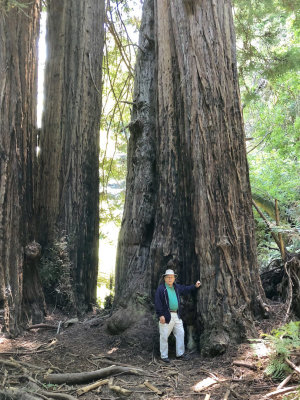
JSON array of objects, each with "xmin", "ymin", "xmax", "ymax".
[{"xmin": 155, "ymin": 282, "xmax": 196, "ymax": 323}]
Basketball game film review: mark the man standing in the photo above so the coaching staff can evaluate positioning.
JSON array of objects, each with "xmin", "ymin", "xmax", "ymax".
[{"xmin": 155, "ymin": 265, "xmax": 201, "ymax": 363}]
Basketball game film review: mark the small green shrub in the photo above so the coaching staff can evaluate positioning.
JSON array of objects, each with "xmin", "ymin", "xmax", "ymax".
[
  {"xmin": 97, "ymin": 272, "xmax": 115, "ymax": 308},
  {"xmin": 262, "ymin": 321, "xmax": 300, "ymax": 379}
]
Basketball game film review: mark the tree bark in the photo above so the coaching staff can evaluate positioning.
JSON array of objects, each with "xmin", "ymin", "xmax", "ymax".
[
  {"xmin": 37, "ymin": 0, "xmax": 105, "ymax": 310},
  {"xmin": 113, "ymin": 0, "xmax": 267, "ymax": 355},
  {"xmin": 0, "ymin": 0, "xmax": 44, "ymax": 335}
]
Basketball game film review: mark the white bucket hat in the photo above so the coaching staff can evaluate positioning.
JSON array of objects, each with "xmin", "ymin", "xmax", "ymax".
[{"xmin": 162, "ymin": 269, "xmax": 178, "ymax": 277}]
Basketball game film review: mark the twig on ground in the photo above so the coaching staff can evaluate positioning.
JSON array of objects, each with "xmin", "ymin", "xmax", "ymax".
[
  {"xmin": 285, "ymin": 358, "xmax": 300, "ymax": 375},
  {"xmin": 0, "ymin": 358, "xmax": 28, "ymax": 373},
  {"xmin": 27, "ymin": 382, "xmax": 78, "ymax": 400},
  {"xmin": 262, "ymin": 385, "xmax": 299, "ymax": 399},
  {"xmin": 233, "ymin": 360, "xmax": 257, "ymax": 371},
  {"xmin": 144, "ymin": 380, "xmax": 163, "ymax": 395},
  {"xmin": 57, "ymin": 321, "xmax": 62, "ymax": 334},
  {"xmin": 9, "ymin": 357, "xmax": 45, "ymax": 371},
  {"xmin": 90, "ymin": 357, "xmax": 139, "ymax": 369},
  {"xmin": 223, "ymin": 389, "xmax": 230, "ymax": 400},
  {"xmin": 77, "ymin": 378, "xmax": 109, "ymax": 396},
  {"xmin": 36, "ymin": 390, "xmax": 77, "ymax": 400},
  {"xmin": 277, "ymin": 373, "xmax": 293, "ymax": 390}
]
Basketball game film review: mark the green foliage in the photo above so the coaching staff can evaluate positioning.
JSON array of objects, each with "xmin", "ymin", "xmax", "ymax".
[
  {"xmin": 0, "ymin": 0, "xmax": 29, "ymax": 13},
  {"xmin": 252, "ymin": 195, "xmax": 299, "ymax": 270},
  {"xmin": 97, "ymin": 272, "xmax": 115, "ymax": 308},
  {"xmin": 234, "ymin": 0, "xmax": 299, "ymax": 82},
  {"xmin": 262, "ymin": 321, "xmax": 300, "ymax": 379},
  {"xmin": 233, "ymin": 0, "xmax": 299, "ymax": 265},
  {"xmin": 282, "ymin": 386, "xmax": 300, "ymax": 400},
  {"xmin": 100, "ymin": 0, "xmax": 141, "ymax": 237}
]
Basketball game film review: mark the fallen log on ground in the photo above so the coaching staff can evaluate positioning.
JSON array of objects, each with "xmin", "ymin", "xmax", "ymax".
[
  {"xmin": 27, "ymin": 324, "xmax": 57, "ymax": 330},
  {"xmin": 44, "ymin": 365, "xmax": 144, "ymax": 384}
]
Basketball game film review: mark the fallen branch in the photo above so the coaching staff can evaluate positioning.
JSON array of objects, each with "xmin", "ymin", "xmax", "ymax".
[
  {"xmin": 0, "ymin": 358, "xmax": 28, "ymax": 373},
  {"xmin": 223, "ymin": 390, "xmax": 230, "ymax": 400},
  {"xmin": 77, "ymin": 378, "xmax": 109, "ymax": 396},
  {"xmin": 233, "ymin": 360, "xmax": 257, "ymax": 371},
  {"xmin": 252, "ymin": 200, "xmax": 283, "ymax": 252},
  {"xmin": 262, "ymin": 386, "xmax": 299, "ymax": 399},
  {"xmin": 9, "ymin": 358, "xmax": 45, "ymax": 371},
  {"xmin": 283, "ymin": 262, "xmax": 293, "ymax": 323},
  {"xmin": 285, "ymin": 358, "xmax": 300, "ymax": 376},
  {"xmin": 277, "ymin": 374, "xmax": 293, "ymax": 390},
  {"xmin": 90, "ymin": 356, "xmax": 139, "ymax": 369},
  {"xmin": 34, "ymin": 391, "xmax": 77, "ymax": 400},
  {"xmin": 27, "ymin": 381, "xmax": 78, "ymax": 400},
  {"xmin": 192, "ymin": 377, "xmax": 219, "ymax": 392},
  {"xmin": 27, "ymin": 324, "xmax": 57, "ymax": 330},
  {"xmin": 44, "ymin": 365, "xmax": 144, "ymax": 384},
  {"xmin": 144, "ymin": 380, "xmax": 163, "ymax": 395},
  {"xmin": 0, "ymin": 340, "xmax": 58, "ymax": 356},
  {"xmin": 106, "ymin": 377, "xmax": 132, "ymax": 397},
  {"xmin": 109, "ymin": 384, "xmax": 132, "ymax": 397}
]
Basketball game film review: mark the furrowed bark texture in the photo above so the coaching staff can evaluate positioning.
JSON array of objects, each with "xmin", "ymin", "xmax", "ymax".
[
  {"xmin": 115, "ymin": 0, "xmax": 156, "ymax": 306},
  {"xmin": 114, "ymin": 0, "xmax": 266, "ymax": 354},
  {"xmin": 0, "ymin": 1, "xmax": 44, "ymax": 334},
  {"xmin": 38, "ymin": 0, "xmax": 105, "ymax": 309}
]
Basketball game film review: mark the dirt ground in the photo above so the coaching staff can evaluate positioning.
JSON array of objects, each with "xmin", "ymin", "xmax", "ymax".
[{"xmin": 0, "ymin": 304, "xmax": 299, "ymax": 400}]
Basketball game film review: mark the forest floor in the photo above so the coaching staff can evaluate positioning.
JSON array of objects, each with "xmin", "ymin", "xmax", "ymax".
[{"xmin": 0, "ymin": 304, "xmax": 299, "ymax": 400}]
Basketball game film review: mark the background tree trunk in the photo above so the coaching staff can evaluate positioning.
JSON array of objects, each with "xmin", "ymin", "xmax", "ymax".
[
  {"xmin": 0, "ymin": 0, "xmax": 44, "ymax": 335},
  {"xmin": 37, "ymin": 0, "xmax": 105, "ymax": 310},
  {"xmin": 113, "ymin": 0, "xmax": 267, "ymax": 355}
]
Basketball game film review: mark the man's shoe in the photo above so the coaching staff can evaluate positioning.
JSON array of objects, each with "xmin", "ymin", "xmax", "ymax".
[
  {"xmin": 176, "ymin": 353, "xmax": 190, "ymax": 361},
  {"xmin": 161, "ymin": 357, "xmax": 170, "ymax": 363}
]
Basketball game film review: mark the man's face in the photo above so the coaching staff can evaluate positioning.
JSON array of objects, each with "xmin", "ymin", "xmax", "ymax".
[{"xmin": 164, "ymin": 274, "xmax": 175, "ymax": 287}]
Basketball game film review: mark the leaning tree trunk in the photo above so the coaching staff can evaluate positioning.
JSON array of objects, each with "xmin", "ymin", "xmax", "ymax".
[
  {"xmin": 112, "ymin": 0, "xmax": 267, "ymax": 355},
  {"xmin": 0, "ymin": 0, "xmax": 45, "ymax": 335},
  {"xmin": 37, "ymin": 0, "xmax": 105, "ymax": 311}
]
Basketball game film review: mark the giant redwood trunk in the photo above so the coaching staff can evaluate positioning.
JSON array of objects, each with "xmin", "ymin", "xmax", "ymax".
[
  {"xmin": 37, "ymin": 0, "xmax": 105, "ymax": 310},
  {"xmin": 112, "ymin": 0, "xmax": 267, "ymax": 354},
  {"xmin": 0, "ymin": 1, "xmax": 45, "ymax": 335}
]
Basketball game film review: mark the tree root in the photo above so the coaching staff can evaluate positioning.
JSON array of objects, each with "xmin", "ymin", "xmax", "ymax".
[
  {"xmin": 0, "ymin": 388, "xmax": 42, "ymax": 400},
  {"xmin": 44, "ymin": 365, "xmax": 144, "ymax": 384}
]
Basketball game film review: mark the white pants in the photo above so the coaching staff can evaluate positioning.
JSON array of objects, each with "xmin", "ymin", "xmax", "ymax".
[{"xmin": 159, "ymin": 313, "xmax": 185, "ymax": 359}]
